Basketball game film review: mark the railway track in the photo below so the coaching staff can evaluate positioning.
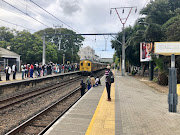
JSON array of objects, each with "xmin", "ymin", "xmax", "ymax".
[
  {"xmin": 0, "ymin": 75, "xmax": 84, "ymax": 110},
  {"xmin": 5, "ymin": 87, "xmax": 81, "ymax": 135},
  {"xmin": 2, "ymin": 70, "xmax": 105, "ymax": 135}
]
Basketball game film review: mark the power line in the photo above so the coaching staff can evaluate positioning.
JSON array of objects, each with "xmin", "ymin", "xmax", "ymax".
[
  {"xmin": 0, "ymin": 18, "xmax": 36, "ymax": 31},
  {"xmin": 1, "ymin": 0, "xmax": 51, "ymax": 28},
  {"xmin": 29, "ymin": 0, "xmax": 79, "ymax": 33}
]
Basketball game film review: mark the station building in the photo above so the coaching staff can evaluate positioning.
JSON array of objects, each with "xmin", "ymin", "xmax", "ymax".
[{"xmin": 0, "ymin": 47, "xmax": 20, "ymax": 72}]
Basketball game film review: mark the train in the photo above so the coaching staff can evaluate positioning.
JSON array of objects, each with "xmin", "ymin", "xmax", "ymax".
[{"xmin": 79, "ymin": 60, "xmax": 106, "ymax": 75}]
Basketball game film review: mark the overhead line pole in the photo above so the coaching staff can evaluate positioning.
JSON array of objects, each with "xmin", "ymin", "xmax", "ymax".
[{"xmin": 110, "ymin": 6, "xmax": 137, "ymax": 76}]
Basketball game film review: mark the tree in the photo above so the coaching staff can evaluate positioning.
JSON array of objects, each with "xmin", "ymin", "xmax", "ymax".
[
  {"xmin": 162, "ymin": 15, "xmax": 180, "ymax": 41},
  {"xmin": 35, "ymin": 28, "xmax": 84, "ymax": 64},
  {"xmin": 10, "ymin": 31, "xmax": 44, "ymax": 63},
  {"xmin": 140, "ymin": 0, "xmax": 173, "ymax": 25},
  {"xmin": 0, "ymin": 27, "xmax": 14, "ymax": 42}
]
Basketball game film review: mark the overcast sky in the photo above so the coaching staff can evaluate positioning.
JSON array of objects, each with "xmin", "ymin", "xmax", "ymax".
[{"xmin": 0, "ymin": 0, "xmax": 150, "ymax": 58}]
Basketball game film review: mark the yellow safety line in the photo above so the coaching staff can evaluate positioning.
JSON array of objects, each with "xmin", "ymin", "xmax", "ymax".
[
  {"xmin": 85, "ymin": 87, "xmax": 106, "ymax": 135},
  {"xmin": 85, "ymin": 80, "xmax": 115, "ymax": 135}
]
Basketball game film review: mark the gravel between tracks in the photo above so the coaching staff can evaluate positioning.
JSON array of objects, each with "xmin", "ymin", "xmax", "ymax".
[{"xmin": 0, "ymin": 81, "xmax": 80, "ymax": 135}]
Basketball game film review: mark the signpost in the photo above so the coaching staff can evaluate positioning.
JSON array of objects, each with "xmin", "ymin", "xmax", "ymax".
[{"xmin": 155, "ymin": 42, "xmax": 180, "ymax": 112}]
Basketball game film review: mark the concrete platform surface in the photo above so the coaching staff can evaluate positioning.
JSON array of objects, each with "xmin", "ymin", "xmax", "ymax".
[{"xmin": 12, "ymin": 70, "xmax": 180, "ymax": 135}]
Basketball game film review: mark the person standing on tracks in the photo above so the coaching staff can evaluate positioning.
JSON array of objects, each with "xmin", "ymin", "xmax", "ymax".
[
  {"xmin": 12, "ymin": 63, "xmax": 17, "ymax": 80},
  {"xmin": 105, "ymin": 65, "xmax": 114, "ymax": 101},
  {"xmin": 80, "ymin": 80, "xmax": 86, "ymax": 96}
]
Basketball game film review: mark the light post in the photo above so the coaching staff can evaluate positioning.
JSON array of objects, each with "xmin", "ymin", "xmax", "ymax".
[
  {"xmin": 63, "ymin": 54, "xmax": 65, "ymax": 65},
  {"xmin": 110, "ymin": 7, "xmax": 137, "ymax": 76}
]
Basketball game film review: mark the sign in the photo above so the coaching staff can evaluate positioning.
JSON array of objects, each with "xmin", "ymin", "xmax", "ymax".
[
  {"xmin": 140, "ymin": 42, "xmax": 153, "ymax": 62},
  {"xmin": 155, "ymin": 42, "xmax": 180, "ymax": 55},
  {"xmin": 67, "ymin": 61, "xmax": 70, "ymax": 64}
]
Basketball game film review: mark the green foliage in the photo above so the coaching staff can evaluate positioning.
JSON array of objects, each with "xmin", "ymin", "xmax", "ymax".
[
  {"xmin": 162, "ymin": 15, "xmax": 180, "ymax": 41},
  {"xmin": 0, "ymin": 27, "xmax": 14, "ymax": 42},
  {"xmin": 35, "ymin": 28, "xmax": 84, "ymax": 63},
  {"xmin": 0, "ymin": 26, "xmax": 84, "ymax": 64},
  {"xmin": 140, "ymin": 0, "xmax": 173, "ymax": 25},
  {"xmin": 153, "ymin": 57, "xmax": 164, "ymax": 73},
  {"xmin": 131, "ymin": 70, "xmax": 137, "ymax": 76}
]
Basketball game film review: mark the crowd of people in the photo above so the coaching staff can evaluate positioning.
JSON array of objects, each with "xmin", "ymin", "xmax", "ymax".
[
  {"xmin": 86, "ymin": 75, "xmax": 101, "ymax": 90},
  {"xmin": 1, "ymin": 63, "xmax": 79, "ymax": 81}
]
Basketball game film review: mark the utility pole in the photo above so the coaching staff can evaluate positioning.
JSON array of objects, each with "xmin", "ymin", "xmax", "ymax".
[
  {"xmin": 42, "ymin": 33, "xmax": 46, "ymax": 65},
  {"xmin": 54, "ymin": 25, "xmax": 63, "ymax": 50},
  {"xmin": 110, "ymin": 6, "xmax": 137, "ymax": 76}
]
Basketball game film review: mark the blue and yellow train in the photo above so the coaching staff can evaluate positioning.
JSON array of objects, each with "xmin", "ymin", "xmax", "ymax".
[{"xmin": 79, "ymin": 60, "xmax": 106, "ymax": 75}]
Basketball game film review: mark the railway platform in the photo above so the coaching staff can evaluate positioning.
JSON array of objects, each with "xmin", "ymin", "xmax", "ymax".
[{"xmin": 44, "ymin": 70, "xmax": 180, "ymax": 135}]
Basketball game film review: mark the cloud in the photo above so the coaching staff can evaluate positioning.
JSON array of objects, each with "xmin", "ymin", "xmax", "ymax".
[
  {"xmin": 59, "ymin": 0, "xmax": 81, "ymax": 16},
  {"xmin": 0, "ymin": 0, "xmax": 149, "ymax": 58}
]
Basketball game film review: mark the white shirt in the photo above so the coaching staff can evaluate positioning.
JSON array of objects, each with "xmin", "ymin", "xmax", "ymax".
[
  {"xmin": 12, "ymin": 65, "xmax": 16, "ymax": 72},
  {"xmin": 21, "ymin": 65, "xmax": 25, "ymax": 72},
  {"xmin": 6, "ymin": 66, "xmax": 11, "ymax": 74},
  {"xmin": 95, "ymin": 78, "xmax": 99, "ymax": 84}
]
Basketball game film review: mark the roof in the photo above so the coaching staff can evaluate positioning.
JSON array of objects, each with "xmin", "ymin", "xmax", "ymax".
[
  {"xmin": 80, "ymin": 46, "xmax": 94, "ymax": 51},
  {"xmin": 0, "ymin": 47, "xmax": 20, "ymax": 58}
]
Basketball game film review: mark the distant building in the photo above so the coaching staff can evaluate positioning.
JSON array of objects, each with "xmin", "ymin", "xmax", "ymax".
[
  {"xmin": 78, "ymin": 46, "xmax": 96, "ymax": 61},
  {"xmin": 95, "ymin": 55, "xmax": 100, "ymax": 62},
  {"xmin": 100, "ymin": 58, "xmax": 113, "ymax": 63},
  {"xmin": 0, "ymin": 47, "xmax": 20, "ymax": 72}
]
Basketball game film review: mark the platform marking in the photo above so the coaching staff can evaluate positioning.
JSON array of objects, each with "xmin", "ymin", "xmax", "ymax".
[{"xmin": 85, "ymin": 82, "xmax": 115, "ymax": 135}]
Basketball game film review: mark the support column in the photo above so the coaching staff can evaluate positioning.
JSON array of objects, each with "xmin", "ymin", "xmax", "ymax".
[
  {"xmin": 168, "ymin": 54, "xmax": 178, "ymax": 112},
  {"xmin": 122, "ymin": 23, "xmax": 125, "ymax": 76},
  {"xmin": 42, "ymin": 35, "xmax": 46, "ymax": 65}
]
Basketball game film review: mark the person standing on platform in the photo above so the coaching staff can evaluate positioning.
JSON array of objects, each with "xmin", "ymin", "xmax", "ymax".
[
  {"xmin": 105, "ymin": 65, "xmax": 114, "ymax": 101},
  {"xmin": 86, "ymin": 76, "xmax": 91, "ymax": 90},
  {"xmin": 30, "ymin": 64, "xmax": 34, "ymax": 78},
  {"xmin": 5, "ymin": 65, "xmax": 11, "ymax": 81},
  {"xmin": 90, "ymin": 75, "xmax": 95, "ymax": 87},
  {"xmin": 80, "ymin": 80, "xmax": 86, "ymax": 96},
  {"xmin": 12, "ymin": 63, "xmax": 17, "ymax": 80},
  {"xmin": 21, "ymin": 64, "xmax": 25, "ymax": 79}
]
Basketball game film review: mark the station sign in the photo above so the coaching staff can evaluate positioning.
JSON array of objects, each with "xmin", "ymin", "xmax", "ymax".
[{"xmin": 155, "ymin": 42, "xmax": 180, "ymax": 55}]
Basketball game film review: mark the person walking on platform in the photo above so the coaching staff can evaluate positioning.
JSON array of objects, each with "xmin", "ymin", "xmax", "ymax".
[
  {"xmin": 12, "ymin": 63, "xmax": 17, "ymax": 80},
  {"xmin": 105, "ymin": 65, "xmax": 114, "ymax": 101}
]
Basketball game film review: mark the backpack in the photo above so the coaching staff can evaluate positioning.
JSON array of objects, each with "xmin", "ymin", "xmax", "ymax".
[
  {"xmin": 107, "ymin": 71, "xmax": 114, "ymax": 83},
  {"xmin": 87, "ymin": 78, "xmax": 91, "ymax": 85}
]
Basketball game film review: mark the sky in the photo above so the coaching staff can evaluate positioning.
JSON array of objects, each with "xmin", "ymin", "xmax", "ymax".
[{"xmin": 0, "ymin": 0, "xmax": 150, "ymax": 58}]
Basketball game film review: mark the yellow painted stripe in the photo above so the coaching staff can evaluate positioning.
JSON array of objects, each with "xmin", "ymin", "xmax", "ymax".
[
  {"xmin": 85, "ymin": 82, "xmax": 115, "ymax": 135},
  {"xmin": 85, "ymin": 87, "xmax": 106, "ymax": 135}
]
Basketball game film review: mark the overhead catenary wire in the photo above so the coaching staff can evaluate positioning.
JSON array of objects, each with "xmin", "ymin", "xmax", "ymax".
[
  {"xmin": 0, "ymin": 18, "xmax": 36, "ymax": 31},
  {"xmin": 29, "ymin": 0, "xmax": 95, "ymax": 42},
  {"xmin": 29, "ymin": 0, "xmax": 79, "ymax": 33},
  {"xmin": 1, "ymin": 0, "xmax": 51, "ymax": 28},
  {"xmin": 15, "ymin": 0, "xmax": 57, "ymax": 26}
]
